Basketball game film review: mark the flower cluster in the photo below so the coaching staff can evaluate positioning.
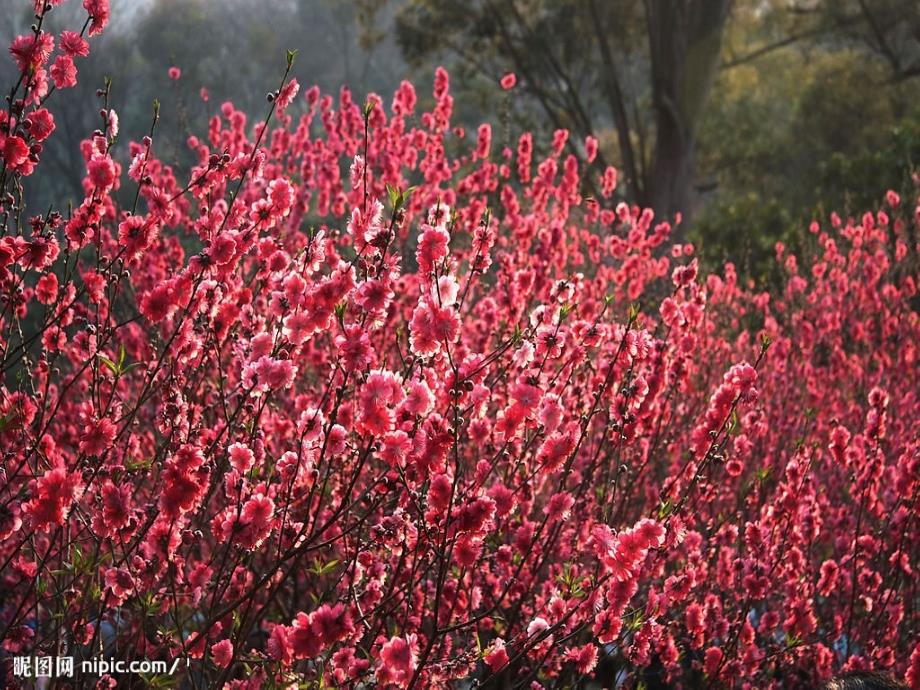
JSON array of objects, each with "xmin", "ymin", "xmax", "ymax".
[{"xmin": 0, "ymin": 2, "xmax": 918, "ymax": 688}]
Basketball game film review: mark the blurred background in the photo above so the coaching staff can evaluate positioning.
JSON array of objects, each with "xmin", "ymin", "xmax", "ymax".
[{"xmin": 2, "ymin": 0, "xmax": 920, "ymax": 282}]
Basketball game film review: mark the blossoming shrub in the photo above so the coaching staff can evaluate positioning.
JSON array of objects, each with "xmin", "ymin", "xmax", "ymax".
[{"xmin": 1, "ymin": 2, "xmax": 919, "ymax": 688}]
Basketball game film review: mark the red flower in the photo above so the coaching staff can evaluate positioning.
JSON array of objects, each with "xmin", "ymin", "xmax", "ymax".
[
  {"xmin": 26, "ymin": 108, "xmax": 55, "ymax": 141},
  {"xmin": 24, "ymin": 466, "xmax": 83, "ymax": 532},
  {"xmin": 9, "ymin": 32, "xmax": 54, "ymax": 73},
  {"xmin": 160, "ymin": 445, "xmax": 208, "ymax": 518},
  {"xmin": 60, "ymin": 30, "xmax": 90, "ymax": 57},
  {"xmin": 427, "ymin": 473, "xmax": 452, "ymax": 515},
  {"xmin": 288, "ymin": 612, "xmax": 321, "ymax": 659},
  {"xmin": 276, "ymin": 78, "xmax": 300, "ymax": 110},
  {"xmin": 416, "ymin": 224, "xmax": 449, "ymax": 273},
  {"xmin": 209, "ymin": 232, "xmax": 237, "ymax": 265},
  {"xmin": 117, "ymin": 215, "xmax": 157, "ymax": 257},
  {"xmin": 267, "ymin": 625, "xmax": 293, "ymax": 666},
  {"xmin": 484, "ymin": 638, "xmax": 509, "ymax": 671},
  {"xmin": 104, "ymin": 567, "xmax": 134, "ymax": 600},
  {"xmin": 335, "ymin": 324, "xmax": 374, "ymax": 370},
  {"xmin": 358, "ymin": 370, "xmax": 404, "ymax": 435},
  {"xmin": 87, "ymin": 154, "xmax": 116, "ymax": 190},
  {"xmin": 92, "ymin": 481, "xmax": 132, "ymax": 538},
  {"xmin": 476, "ymin": 123, "xmax": 492, "ymax": 159},
  {"xmin": 140, "ymin": 283, "xmax": 175, "ymax": 323},
  {"xmin": 2, "ymin": 135, "xmax": 30, "ymax": 170},
  {"xmin": 234, "ymin": 493, "xmax": 274, "ymax": 548},
  {"xmin": 35, "ymin": 273, "xmax": 58, "ymax": 304},
  {"xmin": 704, "ymin": 647, "xmax": 724, "ymax": 676},
  {"xmin": 907, "ymin": 644, "xmax": 920, "ymax": 689},
  {"xmin": 79, "ymin": 417, "xmax": 117, "ymax": 456},
  {"xmin": 51, "ymin": 54, "xmax": 77, "ymax": 89},
  {"xmin": 817, "ymin": 559, "xmax": 839, "ymax": 596},
  {"xmin": 0, "ymin": 31, "xmax": 916, "ymax": 686},
  {"xmin": 227, "ymin": 442, "xmax": 255, "ymax": 473},
  {"xmin": 564, "ymin": 643, "xmax": 598, "ymax": 675},
  {"xmin": 585, "ymin": 135, "xmax": 598, "ymax": 163},
  {"xmin": 83, "ymin": 0, "xmax": 110, "ymax": 36},
  {"xmin": 376, "ymin": 635, "xmax": 418, "ymax": 688},
  {"xmin": 310, "ymin": 603, "xmax": 352, "ymax": 645},
  {"xmin": 409, "ymin": 298, "xmax": 459, "ymax": 356},
  {"xmin": 243, "ymin": 356, "xmax": 297, "ymax": 393},
  {"xmin": 210, "ymin": 640, "xmax": 233, "ymax": 668}
]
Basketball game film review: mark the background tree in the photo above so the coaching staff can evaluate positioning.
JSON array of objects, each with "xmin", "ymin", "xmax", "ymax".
[
  {"xmin": 361, "ymin": 0, "xmax": 920, "ymax": 275},
  {"xmin": 381, "ymin": 0, "xmax": 732, "ymax": 226},
  {"xmin": 696, "ymin": 0, "xmax": 920, "ymax": 278}
]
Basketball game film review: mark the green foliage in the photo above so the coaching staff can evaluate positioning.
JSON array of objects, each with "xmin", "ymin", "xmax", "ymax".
[{"xmin": 695, "ymin": 21, "xmax": 920, "ymax": 280}]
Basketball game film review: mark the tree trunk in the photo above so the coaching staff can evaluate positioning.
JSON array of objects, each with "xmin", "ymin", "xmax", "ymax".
[{"xmin": 646, "ymin": 0, "xmax": 732, "ymax": 229}]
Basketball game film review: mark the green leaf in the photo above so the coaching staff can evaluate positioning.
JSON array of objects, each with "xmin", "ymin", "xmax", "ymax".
[
  {"xmin": 560, "ymin": 303, "xmax": 576, "ymax": 320},
  {"xmin": 99, "ymin": 347, "xmax": 141, "ymax": 377},
  {"xmin": 628, "ymin": 302, "xmax": 641, "ymax": 322},
  {"xmin": 386, "ymin": 183, "xmax": 400, "ymax": 209},
  {"xmin": 125, "ymin": 457, "xmax": 154, "ymax": 472},
  {"xmin": 386, "ymin": 184, "xmax": 415, "ymax": 212},
  {"xmin": 729, "ymin": 408, "xmax": 739, "ymax": 434},
  {"xmin": 98, "ymin": 354, "xmax": 118, "ymax": 375},
  {"xmin": 657, "ymin": 498, "xmax": 674, "ymax": 519},
  {"xmin": 0, "ymin": 410, "xmax": 18, "ymax": 432},
  {"xmin": 309, "ymin": 558, "xmax": 339, "ymax": 576}
]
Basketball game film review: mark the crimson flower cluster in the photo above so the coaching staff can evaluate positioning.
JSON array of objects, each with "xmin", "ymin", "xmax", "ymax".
[{"xmin": 0, "ymin": 2, "xmax": 918, "ymax": 688}]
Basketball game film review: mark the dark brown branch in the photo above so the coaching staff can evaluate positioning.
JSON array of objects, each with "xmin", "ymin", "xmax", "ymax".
[
  {"xmin": 858, "ymin": 0, "xmax": 903, "ymax": 73},
  {"xmin": 588, "ymin": 0, "xmax": 645, "ymax": 202},
  {"xmin": 722, "ymin": 26, "xmax": 827, "ymax": 69}
]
